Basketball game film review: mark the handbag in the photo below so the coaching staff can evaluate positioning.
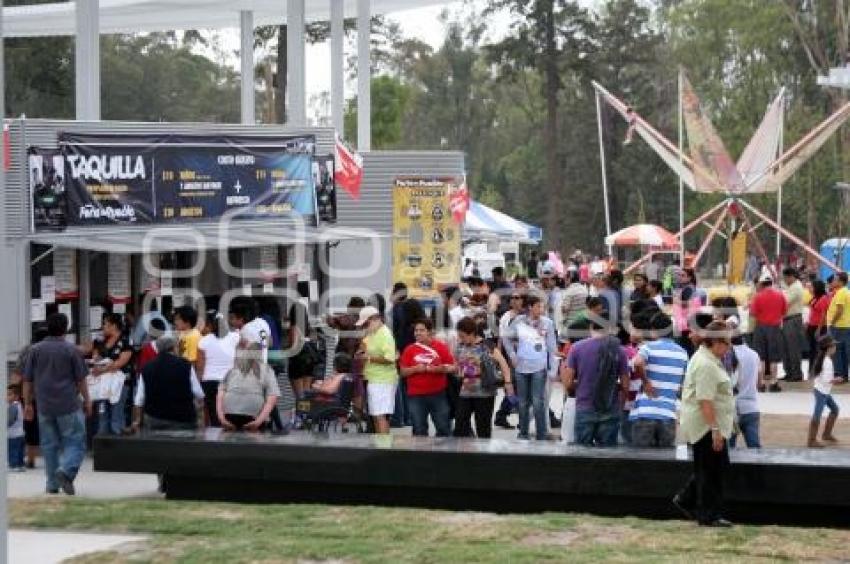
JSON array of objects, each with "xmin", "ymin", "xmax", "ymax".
[{"xmin": 479, "ymin": 344, "xmax": 504, "ymax": 392}]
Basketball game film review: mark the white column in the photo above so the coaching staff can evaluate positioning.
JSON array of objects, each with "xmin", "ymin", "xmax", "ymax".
[
  {"xmin": 357, "ymin": 0, "xmax": 371, "ymax": 151},
  {"xmin": 287, "ymin": 0, "xmax": 306, "ymax": 126},
  {"xmin": 240, "ymin": 11, "xmax": 255, "ymax": 125},
  {"xmin": 0, "ymin": 1, "xmax": 7, "ymax": 557},
  {"xmin": 330, "ymin": 0, "xmax": 345, "ymax": 134},
  {"xmin": 75, "ymin": 0, "xmax": 100, "ymax": 120}
]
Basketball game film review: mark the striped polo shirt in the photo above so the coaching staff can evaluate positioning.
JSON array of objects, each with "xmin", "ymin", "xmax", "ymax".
[{"xmin": 629, "ymin": 338, "xmax": 688, "ymax": 421}]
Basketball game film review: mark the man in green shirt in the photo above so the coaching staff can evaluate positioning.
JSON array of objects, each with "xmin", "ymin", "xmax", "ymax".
[{"xmin": 356, "ymin": 306, "xmax": 398, "ymax": 434}]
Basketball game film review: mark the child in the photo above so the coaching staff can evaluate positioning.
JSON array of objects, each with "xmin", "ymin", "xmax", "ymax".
[
  {"xmin": 809, "ymin": 335, "xmax": 842, "ymax": 448},
  {"xmin": 8, "ymin": 384, "xmax": 25, "ymax": 471}
]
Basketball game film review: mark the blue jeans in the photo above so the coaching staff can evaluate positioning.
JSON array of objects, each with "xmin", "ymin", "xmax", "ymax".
[
  {"xmin": 8, "ymin": 436, "xmax": 25, "ymax": 468},
  {"xmin": 516, "ymin": 370, "xmax": 548, "ymax": 439},
  {"xmin": 620, "ymin": 410, "xmax": 633, "ymax": 445},
  {"xmin": 828, "ymin": 327, "xmax": 850, "ymax": 378},
  {"xmin": 38, "ymin": 410, "xmax": 87, "ymax": 491},
  {"xmin": 390, "ymin": 378, "xmax": 411, "ymax": 427},
  {"xmin": 574, "ymin": 410, "xmax": 620, "ymax": 446},
  {"xmin": 730, "ymin": 412, "xmax": 761, "ymax": 448},
  {"xmin": 813, "ymin": 390, "xmax": 840, "ymax": 421},
  {"xmin": 96, "ymin": 383, "xmax": 129, "ymax": 435},
  {"xmin": 407, "ymin": 392, "xmax": 451, "ymax": 437}
]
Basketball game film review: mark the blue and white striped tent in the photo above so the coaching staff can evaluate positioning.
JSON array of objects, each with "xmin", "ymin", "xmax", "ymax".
[{"xmin": 464, "ymin": 201, "xmax": 543, "ymax": 244}]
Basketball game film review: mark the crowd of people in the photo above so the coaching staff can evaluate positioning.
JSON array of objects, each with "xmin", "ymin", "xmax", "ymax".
[{"xmin": 9, "ymin": 251, "xmax": 847, "ymax": 527}]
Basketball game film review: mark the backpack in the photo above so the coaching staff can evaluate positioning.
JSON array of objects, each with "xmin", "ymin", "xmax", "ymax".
[{"xmin": 592, "ymin": 336, "xmax": 622, "ymax": 415}]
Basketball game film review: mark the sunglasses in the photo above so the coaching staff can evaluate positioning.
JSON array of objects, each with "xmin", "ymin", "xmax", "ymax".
[{"xmin": 511, "ymin": 295, "xmax": 522, "ymax": 299}]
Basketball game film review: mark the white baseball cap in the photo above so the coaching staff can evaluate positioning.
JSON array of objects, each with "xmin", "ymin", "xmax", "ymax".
[{"xmin": 355, "ymin": 305, "xmax": 381, "ymax": 327}]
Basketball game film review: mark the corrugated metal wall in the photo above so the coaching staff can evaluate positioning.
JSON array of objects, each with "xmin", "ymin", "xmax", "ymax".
[
  {"xmin": 335, "ymin": 150, "xmax": 465, "ymax": 233},
  {"xmin": 5, "ymin": 118, "xmax": 336, "ymax": 238}
]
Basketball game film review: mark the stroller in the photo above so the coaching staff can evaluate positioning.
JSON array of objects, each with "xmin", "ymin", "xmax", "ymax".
[{"xmin": 296, "ymin": 374, "xmax": 368, "ymax": 434}]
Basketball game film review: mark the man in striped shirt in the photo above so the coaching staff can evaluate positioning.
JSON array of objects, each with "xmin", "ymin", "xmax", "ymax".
[{"xmin": 630, "ymin": 311, "xmax": 688, "ymax": 448}]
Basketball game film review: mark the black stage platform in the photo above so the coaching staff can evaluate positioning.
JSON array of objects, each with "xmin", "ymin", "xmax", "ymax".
[{"xmin": 94, "ymin": 431, "xmax": 850, "ymax": 526}]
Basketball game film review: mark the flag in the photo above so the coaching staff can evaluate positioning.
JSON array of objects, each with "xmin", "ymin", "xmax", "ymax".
[
  {"xmin": 450, "ymin": 176, "xmax": 470, "ymax": 224},
  {"xmin": 334, "ymin": 133, "xmax": 363, "ymax": 200}
]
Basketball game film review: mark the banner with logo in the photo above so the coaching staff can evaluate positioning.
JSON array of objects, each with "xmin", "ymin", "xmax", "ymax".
[
  {"xmin": 392, "ymin": 177, "xmax": 463, "ymax": 300},
  {"xmin": 38, "ymin": 133, "xmax": 316, "ymax": 230}
]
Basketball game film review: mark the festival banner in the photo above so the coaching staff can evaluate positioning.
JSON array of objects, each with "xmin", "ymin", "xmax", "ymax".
[
  {"xmin": 392, "ymin": 177, "xmax": 463, "ymax": 300},
  {"xmin": 49, "ymin": 133, "xmax": 316, "ymax": 229}
]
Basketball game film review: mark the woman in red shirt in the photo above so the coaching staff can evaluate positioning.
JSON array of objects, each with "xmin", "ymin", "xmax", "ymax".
[
  {"xmin": 399, "ymin": 318, "xmax": 455, "ymax": 437},
  {"xmin": 807, "ymin": 280, "xmax": 832, "ymax": 360}
]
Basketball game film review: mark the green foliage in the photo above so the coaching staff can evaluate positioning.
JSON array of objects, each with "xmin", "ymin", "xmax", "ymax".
[{"xmin": 344, "ymin": 76, "xmax": 411, "ymax": 150}]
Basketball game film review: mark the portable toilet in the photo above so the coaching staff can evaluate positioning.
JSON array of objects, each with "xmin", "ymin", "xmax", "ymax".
[{"xmin": 819, "ymin": 238, "xmax": 850, "ymax": 280}]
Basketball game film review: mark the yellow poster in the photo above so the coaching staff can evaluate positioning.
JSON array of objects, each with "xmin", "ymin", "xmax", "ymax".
[
  {"xmin": 728, "ymin": 231, "xmax": 747, "ymax": 285},
  {"xmin": 393, "ymin": 177, "xmax": 463, "ymax": 300}
]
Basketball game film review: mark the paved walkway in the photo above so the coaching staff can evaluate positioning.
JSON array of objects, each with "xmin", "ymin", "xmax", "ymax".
[
  {"xmin": 8, "ymin": 458, "xmax": 159, "ymax": 500},
  {"xmin": 9, "ymin": 530, "xmax": 146, "ymax": 564}
]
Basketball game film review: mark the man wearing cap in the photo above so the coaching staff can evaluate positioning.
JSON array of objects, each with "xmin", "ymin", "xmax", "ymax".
[
  {"xmin": 355, "ymin": 306, "xmax": 398, "ymax": 434},
  {"xmin": 780, "ymin": 267, "xmax": 807, "ymax": 382},
  {"xmin": 749, "ymin": 273, "xmax": 788, "ymax": 392},
  {"xmin": 131, "ymin": 335, "xmax": 205, "ymax": 432}
]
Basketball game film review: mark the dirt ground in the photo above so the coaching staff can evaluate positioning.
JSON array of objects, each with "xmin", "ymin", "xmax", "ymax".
[{"xmin": 758, "ymin": 413, "xmax": 849, "ymax": 449}]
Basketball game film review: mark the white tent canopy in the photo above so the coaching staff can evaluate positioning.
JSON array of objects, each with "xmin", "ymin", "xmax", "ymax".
[
  {"xmin": 3, "ymin": 0, "xmax": 449, "ymax": 37},
  {"xmin": 464, "ymin": 201, "xmax": 542, "ymax": 244}
]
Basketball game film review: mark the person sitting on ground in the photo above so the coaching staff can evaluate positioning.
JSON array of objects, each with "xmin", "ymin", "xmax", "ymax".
[
  {"xmin": 217, "ymin": 336, "xmax": 280, "ymax": 432},
  {"xmin": 808, "ymin": 335, "xmax": 842, "ymax": 447},
  {"xmin": 131, "ymin": 335, "xmax": 205, "ymax": 433}
]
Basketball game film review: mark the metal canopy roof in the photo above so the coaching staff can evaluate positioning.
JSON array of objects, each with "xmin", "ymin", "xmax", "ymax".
[
  {"xmin": 4, "ymin": 0, "xmax": 451, "ymax": 38},
  {"xmin": 28, "ymin": 221, "xmax": 383, "ymax": 253}
]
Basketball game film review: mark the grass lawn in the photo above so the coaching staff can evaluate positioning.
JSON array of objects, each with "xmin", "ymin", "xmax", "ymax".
[{"xmin": 10, "ymin": 498, "xmax": 850, "ymax": 563}]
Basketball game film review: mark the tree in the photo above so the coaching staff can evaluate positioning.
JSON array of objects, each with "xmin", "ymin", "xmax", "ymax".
[
  {"xmin": 344, "ymin": 76, "xmax": 411, "ymax": 149},
  {"xmin": 486, "ymin": 0, "xmax": 595, "ymax": 249}
]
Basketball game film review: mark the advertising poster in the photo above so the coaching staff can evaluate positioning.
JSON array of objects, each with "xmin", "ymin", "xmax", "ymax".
[
  {"xmin": 28, "ymin": 148, "xmax": 68, "ymax": 231},
  {"xmin": 107, "ymin": 254, "xmax": 132, "ymax": 304},
  {"xmin": 47, "ymin": 133, "xmax": 316, "ymax": 229},
  {"xmin": 392, "ymin": 177, "xmax": 462, "ymax": 300},
  {"xmin": 314, "ymin": 154, "xmax": 337, "ymax": 223},
  {"xmin": 53, "ymin": 247, "xmax": 78, "ymax": 300}
]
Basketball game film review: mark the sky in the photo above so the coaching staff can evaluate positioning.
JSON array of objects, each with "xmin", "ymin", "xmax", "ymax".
[{"xmin": 218, "ymin": 0, "xmax": 512, "ymax": 123}]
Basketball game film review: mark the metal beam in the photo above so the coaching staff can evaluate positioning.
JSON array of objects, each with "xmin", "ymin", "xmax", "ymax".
[
  {"xmin": 357, "ymin": 0, "xmax": 371, "ymax": 151},
  {"xmin": 75, "ymin": 0, "xmax": 100, "ymax": 120},
  {"xmin": 738, "ymin": 198, "xmax": 843, "ymax": 273},
  {"xmin": 623, "ymin": 199, "xmax": 731, "ymax": 275},
  {"xmin": 286, "ymin": 0, "xmax": 306, "ymax": 126},
  {"xmin": 239, "ymin": 10, "xmax": 255, "ymax": 125},
  {"xmin": 692, "ymin": 206, "xmax": 729, "ymax": 268},
  {"xmin": 330, "ymin": 0, "xmax": 344, "ymax": 134},
  {"xmin": 0, "ymin": 0, "xmax": 8, "ymax": 556}
]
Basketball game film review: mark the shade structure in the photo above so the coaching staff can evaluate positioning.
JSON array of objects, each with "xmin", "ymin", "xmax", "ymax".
[
  {"xmin": 464, "ymin": 201, "xmax": 542, "ymax": 244},
  {"xmin": 3, "ymin": 0, "xmax": 451, "ymax": 37},
  {"xmin": 605, "ymin": 224, "xmax": 678, "ymax": 248}
]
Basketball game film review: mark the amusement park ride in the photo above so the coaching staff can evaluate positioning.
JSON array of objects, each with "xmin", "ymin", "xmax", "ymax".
[{"xmin": 592, "ymin": 70, "xmax": 849, "ymax": 278}]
